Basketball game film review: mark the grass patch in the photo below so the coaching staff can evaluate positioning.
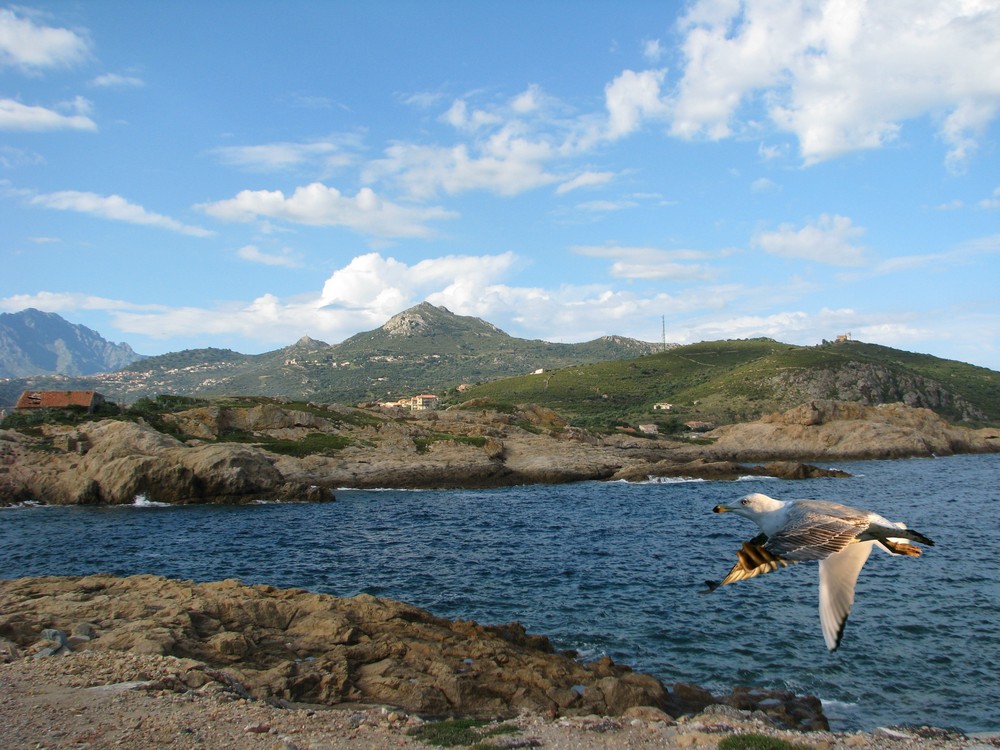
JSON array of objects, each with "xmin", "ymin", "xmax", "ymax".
[
  {"xmin": 413, "ymin": 433, "xmax": 488, "ymax": 454},
  {"xmin": 717, "ymin": 733, "xmax": 814, "ymax": 750},
  {"xmin": 408, "ymin": 719, "xmax": 519, "ymax": 747},
  {"xmin": 218, "ymin": 429, "xmax": 352, "ymax": 456}
]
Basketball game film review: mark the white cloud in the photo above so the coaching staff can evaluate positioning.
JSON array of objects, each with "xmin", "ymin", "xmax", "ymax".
[
  {"xmin": 90, "ymin": 72, "xmax": 144, "ymax": 88},
  {"xmin": 604, "ymin": 69, "xmax": 669, "ymax": 139},
  {"xmin": 318, "ymin": 251, "xmax": 521, "ymax": 315},
  {"xmin": 236, "ymin": 244, "xmax": 302, "ymax": 268},
  {"xmin": 574, "ymin": 199, "xmax": 637, "ymax": 213},
  {"xmin": 30, "ymin": 190, "xmax": 214, "ymax": 237},
  {"xmin": 0, "ymin": 291, "xmax": 161, "ymax": 314},
  {"xmin": 750, "ymin": 177, "xmax": 777, "ymax": 193},
  {"xmin": 752, "ymin": 214, "xmax": 867, "ymax": 266},
  {"xmin": 979, "ymin": 186, "xmax": 1000, "ymax": 209},
  {"xmin": 366, "ymin": 135, "xmax": 561, "ymax": 199},
  {"xmin": 642, "ymin": 38, "xmax": 664, "ymax": 63},
  {"xmin": 198, "ymin": 182, "xmax": 455, "ymax": 239},
  {"xmin": 0, "ymin": 98, "xmax": 96, "ymax": 131},
  {"xmin": 211, "ymin": 138, "xmax": 358, "ymax": 173},
  {"xmin": 671, "ymin": 0, "xmax": 1000, "ymax": 166},
  {"xmin": 0, "ymin": 145, "xmax": 45, "ymax": 167},
  {"xmin": 573, "ymin": 244, "xmax": 716, "ymax": 281},
  {"xmin": 0, "ymin": 8, "xmax": 89, "ymax": 71},
  {"xmin": 556, "ymin": 171, "xmax": 616, "ymax": 194}
]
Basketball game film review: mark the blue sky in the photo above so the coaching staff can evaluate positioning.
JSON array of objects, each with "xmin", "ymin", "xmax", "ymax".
[{"xmin": 2, "ymin": 1, "xmax": 1000, "ymax": 370}]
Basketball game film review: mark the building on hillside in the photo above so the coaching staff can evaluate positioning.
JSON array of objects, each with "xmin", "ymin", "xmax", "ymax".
[
  {"xmin": 14, "ymin": 390, "xmax": 106, "ymax": 414},
  {"xmin": 409, "ymin": 394, "xmax": 440, "ymax": 411},
  {"xmin": 684, "ymin": 420, "xmax": 716, "ymax": 433},
  {"xmin": 652, "ymin": 402, "xmax": 673, "ymax": 411},
  {"xmin": 638, "ymin": 424, "xmax": 659, "ymax": 434}
]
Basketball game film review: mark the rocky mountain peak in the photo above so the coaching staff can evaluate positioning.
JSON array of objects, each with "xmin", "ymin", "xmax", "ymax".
[
  {"xmin": 0, "ymin": 308, "xmax": 143, "ymax": 378},
  {"xmin": 380, "ymin": 302, "xmax": 504, "ymax": 338}
]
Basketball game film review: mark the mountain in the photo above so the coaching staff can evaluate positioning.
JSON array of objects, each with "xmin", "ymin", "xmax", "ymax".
[
  {"xmin": 0, "ymin": 303, "xmax": 661, "ymax": 406},
  {"xmin": 458, "ymin": 337, "xmax": 1000, "ymax": 428},
  {"xmin": 0, "ymin": 309, "xmax": 144, "ymax": 379}
]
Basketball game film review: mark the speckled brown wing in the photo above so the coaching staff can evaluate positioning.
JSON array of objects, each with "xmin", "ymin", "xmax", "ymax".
[{"xmin": 702, "ymin": 534, "xmax": 794, "ymax": 593}]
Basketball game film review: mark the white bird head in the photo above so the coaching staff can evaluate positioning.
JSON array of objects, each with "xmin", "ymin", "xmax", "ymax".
[{"xmin": 713, "ymin": 492, "xmax": 785, "ymax": 520}]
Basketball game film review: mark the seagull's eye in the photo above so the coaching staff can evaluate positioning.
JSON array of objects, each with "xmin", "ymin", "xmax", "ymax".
[{"xmin": 741, "ymin": 499, "xmax": 750, "ymax": 505}]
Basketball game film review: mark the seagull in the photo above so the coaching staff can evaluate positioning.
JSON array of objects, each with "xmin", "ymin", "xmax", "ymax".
[{"xmin": 704, "ymin": 492, "xmax": 934, "ymax": 650}]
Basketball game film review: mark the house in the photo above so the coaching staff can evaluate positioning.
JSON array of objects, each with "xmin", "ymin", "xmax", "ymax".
[
  {"xmin": 684, "ymin": 420, "xmax": 716, "ymax": 433},
  {"xmin": 638, "ymin": 424, "xmax": 659, "ymax": 435},
  {"xmin": 409, "ymin": 394, "xmax": 440, "ymax": 411},
  {"xmin": 652, "ymin": 402, "xmax": 673, "ymax": 411},
  {"xmin": 15, "ymin": 390, "xmax": 106, "ymax": 414}
]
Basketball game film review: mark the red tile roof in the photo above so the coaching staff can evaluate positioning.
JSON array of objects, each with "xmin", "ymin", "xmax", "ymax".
[{"xmin": 15, "ymin": 390, "xmax": 102, "ymax": 410}]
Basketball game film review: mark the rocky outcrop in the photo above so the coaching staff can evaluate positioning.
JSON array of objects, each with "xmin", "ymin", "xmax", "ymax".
[
  {"xmin": 0, "ymin": 420, "xmax": 328, "ymax": 505},
  {"xmin": 685, "ymin": 400, "xmax": 1000, "ymax": 462},
  {"xmin": 0, "ymin": 574, "xmax": 828, "ymax": 729},
  {"xmin": 771, "ymin": 363, "xmax": 988, "ymax": 423},
  {"xmin": 2, "ymin": 399, "xmax": 997, "ymax": 505}
]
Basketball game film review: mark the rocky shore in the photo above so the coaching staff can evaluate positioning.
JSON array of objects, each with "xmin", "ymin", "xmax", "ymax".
[
  {"xmin": 2, "ymin": 399, "xmax": 997, "ymax": 506},
  {"xmin": 2, "ymin": 575, "xmax": 992, "ymax": 750}
]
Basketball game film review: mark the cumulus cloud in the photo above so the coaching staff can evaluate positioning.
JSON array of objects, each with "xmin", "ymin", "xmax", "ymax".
[
  {"xmin": 318, "ymin": 251, "xmax": 521, "ymax": 316},
  {"xmin": 198, "ymin": 182, "xmax": 455, "ymax": 239},
  {"xmin": 0, "ymin": 8, "xmax": 89, "ymax": 71},
  {"xmin": 605, "ymin": 69, "xmax": 669, "ymax": 139},
  {"xmin": 670, "ymin": 0, "xmax": 1000, "ymax": 167},
  {"xmin": 0, "ymin": 98, "xmax": 96, "ymax": 131},
  {"xmin": 366, "ymin": 135, "xmax": 561, "ymax": 199},
  {"xmin": 752, "ymin": 214, "xmax": 867, "ymax": 266},
  {"xmin": 30, "ymin": 190, "xmax": 214, "ymax": 237}
]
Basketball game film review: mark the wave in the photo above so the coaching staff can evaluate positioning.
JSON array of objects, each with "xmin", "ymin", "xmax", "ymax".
[{"xmin": 132, "ymin": 494, "xmax": 171, "ymax": 508}]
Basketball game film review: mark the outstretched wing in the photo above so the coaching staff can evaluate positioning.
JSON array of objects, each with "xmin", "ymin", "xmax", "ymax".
[
  {"xmin": 818, "ymin": 541, "xmax": 873, "ymax": 650},
  {"xmin": 703, "ymin": 533, "xmax": 794, "ymax": 594},
  {"xmin": 765, "ymin": 502, "xmax": 870, "ymax": 561}
]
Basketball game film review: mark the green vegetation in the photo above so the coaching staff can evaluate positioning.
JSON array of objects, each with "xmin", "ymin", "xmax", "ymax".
[
  {"xmin": 407, "ymin": 719, "xmax": 519, "ymax": 748},
  {"xmin": 413, "ymin": 433, "xmax": 488, "ymax": 454},
  {"xmin": 219, "ymin": 429, "xmax": 353, "ymax": 456},
  {"xmin": 717, "ymin": 733, "xmax": 813, "ymax": 750},
  {"xmin": 0, "ymin": 402, "xmax": 119, "ymax": 431},
  {"xmin": 452, "ymin": 338, "xmax": 1000, "ymax": 428}
]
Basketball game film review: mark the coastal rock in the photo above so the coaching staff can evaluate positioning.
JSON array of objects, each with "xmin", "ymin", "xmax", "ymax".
[
  {"xmin": 2, "ymin": 398, "xmax": 997, "ymax": 504},
  {"xmin": 0, "ymin": 574, "xmax": 827, "ymax": 729},
  {"xmin": 688, "ymin": 400, "xmax": 1000, "ymax": 462},
  {"xmin": 0, "ymin": 420, "xmax": 328, "ymax": 505}
]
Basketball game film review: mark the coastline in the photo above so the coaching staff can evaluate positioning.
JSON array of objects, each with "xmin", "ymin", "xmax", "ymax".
[{"xmin": 2, "ymin": 575, "xmax": 995, "ymax": 750}]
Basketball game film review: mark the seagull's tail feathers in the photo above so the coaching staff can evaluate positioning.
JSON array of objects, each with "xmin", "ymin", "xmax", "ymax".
[{"xmin": 861, "ymin": 523, "xmax": 934, "ymax": 551}]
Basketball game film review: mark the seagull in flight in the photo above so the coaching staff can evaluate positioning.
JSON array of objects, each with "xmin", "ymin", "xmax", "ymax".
[{"xmin": 705, "ymin": 492, "xmax": 934, "ymax": 650}]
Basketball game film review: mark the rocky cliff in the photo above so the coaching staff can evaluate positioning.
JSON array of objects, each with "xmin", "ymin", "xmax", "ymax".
[
  {"xmin": 1, "ymin": 399, "xmax": 997, "ymax": 505},
  {"xmin": 686, "ymin": 400, "xmax": 1000, "ymax": 462},
  {"xmin": 0, "ymin": 574, "xmax": 827, "ymax": 729}
]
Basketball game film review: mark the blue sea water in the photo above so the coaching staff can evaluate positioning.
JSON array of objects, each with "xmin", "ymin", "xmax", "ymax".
[{"xmin": 2, "ymin": 453, "xmax": 998, "ymax": 732}]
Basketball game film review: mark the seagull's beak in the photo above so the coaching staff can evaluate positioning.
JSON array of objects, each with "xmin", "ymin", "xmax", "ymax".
[{"xmin": 713, "ymin": 504, "xmax": 730, "ymax": 513}]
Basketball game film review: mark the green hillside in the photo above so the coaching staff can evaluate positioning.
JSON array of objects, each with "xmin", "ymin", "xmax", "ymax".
[{"xmin": 451, "ymin": 338, "xmax": 1000, "ymax": 430}]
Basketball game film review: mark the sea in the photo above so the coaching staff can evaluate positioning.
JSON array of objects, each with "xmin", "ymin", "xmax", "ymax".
[{"xmin": 2, "ymin": 453, "xmax": 998, "ymax": 733}]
